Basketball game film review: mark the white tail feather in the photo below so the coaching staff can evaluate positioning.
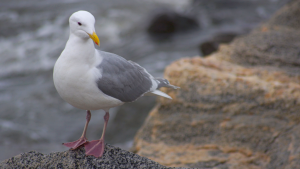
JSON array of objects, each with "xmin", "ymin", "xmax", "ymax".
[{"xmin": 149, "ymin": 90, "xmax": 172, "ymax": 99}]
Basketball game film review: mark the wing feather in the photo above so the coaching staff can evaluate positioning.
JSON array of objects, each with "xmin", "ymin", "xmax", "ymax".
[{"xmin": 96, "ymin": 51, "xmax": 153, "ymax": 102}]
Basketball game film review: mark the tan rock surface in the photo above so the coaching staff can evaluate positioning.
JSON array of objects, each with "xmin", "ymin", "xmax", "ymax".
[{"xmin": 132, "ymin": 1, "xmax": 300, "ymax": 168}]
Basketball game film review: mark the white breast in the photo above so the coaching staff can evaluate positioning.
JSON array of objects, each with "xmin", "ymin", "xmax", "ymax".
[{"xmin": 53, "ymin": 50, "xmax": 124, "ymax": 111}]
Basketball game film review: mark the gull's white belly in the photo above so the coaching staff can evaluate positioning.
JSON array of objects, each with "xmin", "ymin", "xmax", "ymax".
[{"xmin": 53, "ymin": 57, "xmax": 124, "ymax": 111}]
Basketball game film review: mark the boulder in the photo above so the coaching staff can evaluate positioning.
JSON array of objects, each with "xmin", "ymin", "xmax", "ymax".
[
  {"xmin": 147, "ymin": 9, "xmax": 198, "ymax": 39},
  {"xmin": 0, "ymin": 144, "xmax": 168, "ymax": 169},
  {"xmin": 200, "ymin": 32, "xmax": 239, "ymax": 56},
  {"xmin": 132, "ymin": 0, "xmax": 300, "ymax": 168}
]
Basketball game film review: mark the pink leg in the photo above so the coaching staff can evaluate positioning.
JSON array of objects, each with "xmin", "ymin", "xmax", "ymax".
[
  {"xmin": 63, "ymin": 110, "xmax": 91, "ymax": 150},
  {"xmin": 85, "ymin": 111, "xmax": 109, "ymax": 158}
]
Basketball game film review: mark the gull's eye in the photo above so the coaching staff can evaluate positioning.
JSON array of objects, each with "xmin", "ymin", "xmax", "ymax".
[{"xmin": 78, "ymin": 22, "xmax": 82, "ymax": 26}]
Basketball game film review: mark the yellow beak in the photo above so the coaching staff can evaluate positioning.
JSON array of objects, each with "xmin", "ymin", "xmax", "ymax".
[{"xmin": 88, "ymin": 32, "xmax": 100, "ymax": 46}]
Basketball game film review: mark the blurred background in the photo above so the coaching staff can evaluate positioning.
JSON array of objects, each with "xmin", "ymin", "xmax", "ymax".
[{"xmin": 0, "ymin": 0, "xmax": 290, "ymax": 161}]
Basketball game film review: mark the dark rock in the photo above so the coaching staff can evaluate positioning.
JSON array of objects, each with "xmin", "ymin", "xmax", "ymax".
[
  {"xmin": 0, "ymin": 144, "xmax": 168, "ymax": 169},
  {"xmin": 200, "ymin": 41, "xmax": 217, "ymax": 56},
  {"xmin": 147, "ymin": 9, "xmax": 198, "ymax": 38},
  {"xmin": 200, "ymin": 32, "xmax": 238, "ymax": 56}
]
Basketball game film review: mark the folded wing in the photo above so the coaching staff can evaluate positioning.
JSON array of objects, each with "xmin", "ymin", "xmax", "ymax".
[{"xmin": 96, "ymin": 51, "xmax": 153, "ymax": 102}]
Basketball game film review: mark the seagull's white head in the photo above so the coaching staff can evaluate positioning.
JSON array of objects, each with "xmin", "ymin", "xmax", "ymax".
[{"xmin": 69, "ymin": 10, "xmax": 100, "ymax": 46}]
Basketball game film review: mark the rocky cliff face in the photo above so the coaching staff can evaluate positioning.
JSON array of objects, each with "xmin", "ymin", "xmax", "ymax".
[{"xmin": 132, "ymin": 0, "xmax": 300, "ymax": 168}]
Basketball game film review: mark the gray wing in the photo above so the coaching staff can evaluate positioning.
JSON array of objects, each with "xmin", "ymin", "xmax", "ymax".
[{"xmin": 96, "ymin": 51, "xmax": 153, "ymax": 102}]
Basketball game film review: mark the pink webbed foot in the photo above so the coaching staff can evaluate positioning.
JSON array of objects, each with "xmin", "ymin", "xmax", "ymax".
[
  {"xmin": 84, "ymin": 139, "xmax": 105, "ymax": 158},
  {"xmin": 84, "ymin": 111, "xmax": 109, "ymax": 158},
  {"xmin": 63, "ymin": 137, "xmax": 88, "ymax": 150},
  {"xmin": 63, "ymin": 110, "xmax": 91, "ymax": 150}
]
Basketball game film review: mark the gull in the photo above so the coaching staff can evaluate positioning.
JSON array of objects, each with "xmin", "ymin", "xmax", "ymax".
[{"xmin": 53, "ymin": 10, "xmax": 179, "ymax": 158}]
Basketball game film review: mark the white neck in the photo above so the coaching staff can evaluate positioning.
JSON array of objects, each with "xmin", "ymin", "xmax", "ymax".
[{"xmin": 62, "ymin": 33, "xmax": 96, "ymax": 65}]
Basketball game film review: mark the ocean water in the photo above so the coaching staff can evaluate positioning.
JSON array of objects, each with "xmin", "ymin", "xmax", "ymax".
[{"xmin": 0, "ymin": 0, "xmax": 289, "ymax": 161}]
